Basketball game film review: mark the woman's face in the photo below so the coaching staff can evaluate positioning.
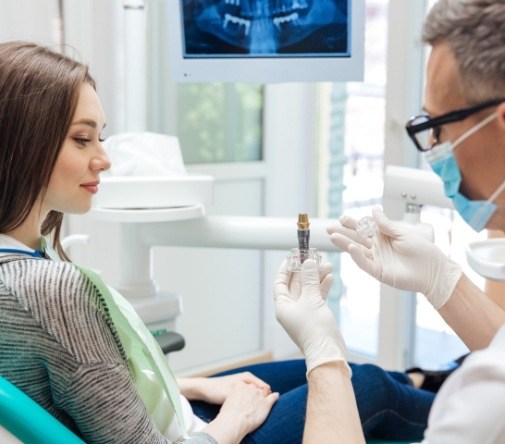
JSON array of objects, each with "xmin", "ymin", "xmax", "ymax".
[{"xmin": 43, "ymin": 83, "xmax": 110, "ymax": 215}]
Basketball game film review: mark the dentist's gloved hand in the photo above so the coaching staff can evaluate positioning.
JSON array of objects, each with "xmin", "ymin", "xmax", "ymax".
[
  {"xmin": 274, "ymin": 259, "xmax": 351, "ymax": 377},
  {"xmin": 327, "ymin": 206, "xmax": 462, "ymax": 309}
]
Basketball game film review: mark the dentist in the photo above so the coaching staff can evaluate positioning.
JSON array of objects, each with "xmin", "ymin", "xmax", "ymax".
[{"xmin": 276, "ymin": 0, "xmax": 505, "ymax": 442}]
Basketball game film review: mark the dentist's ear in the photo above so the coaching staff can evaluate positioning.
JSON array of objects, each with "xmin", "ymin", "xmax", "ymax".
[{"xmin": 496, "ymin": 102, "xmax": 505, "ymax": 130}]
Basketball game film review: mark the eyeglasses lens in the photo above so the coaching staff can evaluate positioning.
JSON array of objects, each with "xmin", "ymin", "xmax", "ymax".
[
  {"xmin": 409, "ymin": 116, "xmax": 440, "ymax": 151},
  {"xmin": 415, "ymin": 127, "xmax": 434, "ymax": 151}
]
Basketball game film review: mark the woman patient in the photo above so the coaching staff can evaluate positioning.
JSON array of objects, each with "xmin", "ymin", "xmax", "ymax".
[{"xmin": 0, "ymin": 40, "xmax": 280, "ymax": 444}]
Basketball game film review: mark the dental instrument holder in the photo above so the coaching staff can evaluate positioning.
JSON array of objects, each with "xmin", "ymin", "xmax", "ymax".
[{"xmin": 382, "ymin": 165, "xmax": 452, "ymax": 242}]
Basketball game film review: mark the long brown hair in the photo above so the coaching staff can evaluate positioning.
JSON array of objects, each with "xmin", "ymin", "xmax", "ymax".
[{"xmin": 0, "ymin": 41, "xmax": 96, "ymax": 260}]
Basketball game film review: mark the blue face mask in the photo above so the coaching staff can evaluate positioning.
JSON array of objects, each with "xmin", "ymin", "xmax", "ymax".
[{"xmin": 424, "ymin": 112, "xmax": 505, "ymax": 232}]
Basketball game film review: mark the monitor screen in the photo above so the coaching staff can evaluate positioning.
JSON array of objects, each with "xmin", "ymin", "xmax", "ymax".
[{"xmin": 167, "ymin": 0, "xmax": 364, "ymax": 83}]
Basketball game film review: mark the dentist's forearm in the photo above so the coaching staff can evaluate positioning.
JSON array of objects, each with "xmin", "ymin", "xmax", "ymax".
[
  {"xmin": 438, "ymin": 273, "xmax": 505, "ymax": 350},
  {"xmin": 304, "ymin": 362, "xmax": 365, "ymax": 444}
]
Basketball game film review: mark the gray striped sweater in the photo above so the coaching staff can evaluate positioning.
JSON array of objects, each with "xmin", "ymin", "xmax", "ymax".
[{"xmin": 0, "ymin": 255, "xmax": 216, "ymax": 444}]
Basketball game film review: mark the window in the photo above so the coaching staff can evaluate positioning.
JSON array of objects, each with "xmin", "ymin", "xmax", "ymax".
[
  {"xmin": 176, "ymin": 84, "xmax": 263, "ymax": 164},
  {"xmin": 320, "ymin": 0, "xmax": 389, "ymax": 358}
]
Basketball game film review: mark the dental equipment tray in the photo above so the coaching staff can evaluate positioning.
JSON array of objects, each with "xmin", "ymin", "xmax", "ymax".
[{"xmin": 92, "ymin": 175, "xmax": 214, "ymax": 209}]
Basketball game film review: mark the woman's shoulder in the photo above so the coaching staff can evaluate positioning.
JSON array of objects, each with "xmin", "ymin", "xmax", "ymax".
[
  {"xmin": 0, "ymin": 257, "xmax": 124, "ymax": 364},
  {"xmin": 0, "ymin": 257, "xmax": 93, "ymax": 305},
  {"xmin": 0, "ymin": 255, "xmax": 82, "ymax": 277}
]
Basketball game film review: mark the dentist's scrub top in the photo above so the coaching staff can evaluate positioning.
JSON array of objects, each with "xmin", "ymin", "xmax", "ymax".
[{"xmin": 422, "ymin": 325, "xmax": 505, "ymax": 443}]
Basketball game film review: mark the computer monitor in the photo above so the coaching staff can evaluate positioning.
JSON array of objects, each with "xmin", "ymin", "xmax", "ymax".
[{"xmin": 167, "ymin": 0, "xmax": 365, "ymax": 83}]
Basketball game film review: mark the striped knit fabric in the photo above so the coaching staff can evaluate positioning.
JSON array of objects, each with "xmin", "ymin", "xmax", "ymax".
[{"xmin": 0, "ymin": 256, "xmax": 216, "ymax": 444}]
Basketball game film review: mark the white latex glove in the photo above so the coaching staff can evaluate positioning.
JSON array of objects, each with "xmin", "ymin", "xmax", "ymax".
[
  {"xmin": 274, "ymin": 259, "xmax": 351, "ymax": 377},
  {"xmin": 328, "ymin": 206, "xmax": 462, "ymax": 309}
]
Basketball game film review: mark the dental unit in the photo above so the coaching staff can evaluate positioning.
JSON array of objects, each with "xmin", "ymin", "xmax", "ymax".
[{"xmin": 74, "ymin": 0, "xmax": 501, "ymax": 367}]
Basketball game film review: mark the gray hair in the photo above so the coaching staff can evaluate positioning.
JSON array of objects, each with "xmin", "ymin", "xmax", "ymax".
[{"xmin": 423, "ymin": 0, "xmax": 505, "ymax": 103}]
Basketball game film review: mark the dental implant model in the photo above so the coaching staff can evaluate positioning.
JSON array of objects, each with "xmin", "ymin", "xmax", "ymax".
[
  {"xmin": 286, "ymin": 213, "xmax": 322, "ymax": 272},
  {"xmin": 297, "ymin": 213, "xmax": 310, "ymax": 263},
  {"xmin": 356, "ymin": 216, "xmax": 377, "ymax": 238}
]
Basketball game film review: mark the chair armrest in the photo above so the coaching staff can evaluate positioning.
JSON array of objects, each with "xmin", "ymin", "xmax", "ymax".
[{"xmin": 155, "ymin": 331, "xmax": 185, "ymax": 354}]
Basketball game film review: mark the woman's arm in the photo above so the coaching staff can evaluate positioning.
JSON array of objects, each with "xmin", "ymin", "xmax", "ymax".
[
  {"xmin": 177, "ymin": 377, "xmax": 207, "ymax": 401},
  {"xmin": 177, "ymin": 373, "xmax": 272, "ymax": 404},
  {"xmin": 178, "ymin": 374, "xmax": 278, "ymax": 443},
  {"xmin": 201, "ymin": 382, "xmax": 278, "ymax": 444}
]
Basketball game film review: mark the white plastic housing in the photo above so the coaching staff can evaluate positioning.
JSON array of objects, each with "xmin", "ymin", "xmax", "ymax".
[
  {"xmin": 92, "ymin": 175, "xmax": 214, "ymax": 209},
  {"xmin": 466, "ymin": 239, "xmax": 505, "ymax": 281},
  {"xmin": 383, "ymin": 165, "xmax": 454, "ymax": 209}
]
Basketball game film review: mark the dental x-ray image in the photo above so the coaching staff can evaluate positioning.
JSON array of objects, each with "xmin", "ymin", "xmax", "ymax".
[{"xmin": 181, "ymin": 0, "xmax": 350, "ymax": 57}]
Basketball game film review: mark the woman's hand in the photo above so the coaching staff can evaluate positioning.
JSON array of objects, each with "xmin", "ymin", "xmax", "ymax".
[
  {"xmin": 203, "ymin": 382, "xmax": 279, "ymax": 444},
  {"xmin": 178, "ymin": 372, "xmax": 272, "ymax": 405}
]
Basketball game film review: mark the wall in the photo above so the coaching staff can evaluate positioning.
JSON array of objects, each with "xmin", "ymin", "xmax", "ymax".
[{"xmin": 0, "ymin": 0, "xmax": 60, "ymax": 44}]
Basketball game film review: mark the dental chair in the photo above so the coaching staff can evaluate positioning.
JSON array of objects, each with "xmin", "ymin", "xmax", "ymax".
[
  {"xmin": 154, "ymin": 330, "xmax": 185, "ymax": 354},
  {"xmin": 0, "ymin": 375, "xmax": 84, "ymax": 444}
]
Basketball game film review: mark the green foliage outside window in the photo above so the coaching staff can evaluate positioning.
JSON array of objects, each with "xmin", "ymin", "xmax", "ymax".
[{"xmin": 177, "ymin": 83, "xmax": 263, "ymax": 164}]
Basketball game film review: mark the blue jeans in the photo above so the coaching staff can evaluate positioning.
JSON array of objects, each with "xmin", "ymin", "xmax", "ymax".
[{"xmin": 190, "ymin": 360, "xmax": 434, "ymax": 443}]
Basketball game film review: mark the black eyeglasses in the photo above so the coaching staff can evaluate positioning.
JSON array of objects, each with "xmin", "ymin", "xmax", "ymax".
[{"xmin": 405, "ymin": 98, "xmax": 505, "ymax": 152}]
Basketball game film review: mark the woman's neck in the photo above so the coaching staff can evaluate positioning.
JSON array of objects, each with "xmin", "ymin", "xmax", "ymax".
[
  {"xmin": 4, "ymin": 210, "xmax": 44, "ymax": 251},
  {"xmin": 4, "ymin": 227, "xmax": 42, "ymax": 251}
]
